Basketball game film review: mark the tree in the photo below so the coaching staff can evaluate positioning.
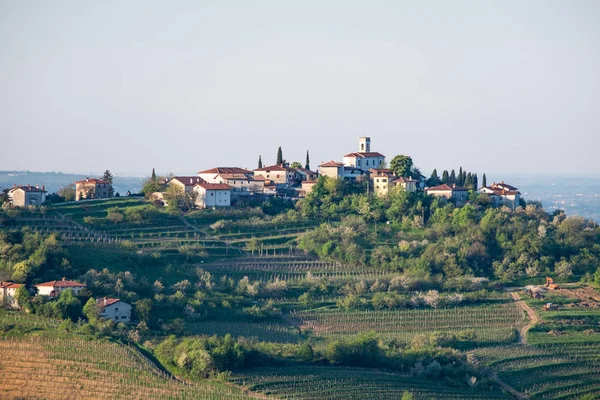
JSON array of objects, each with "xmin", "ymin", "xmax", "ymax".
[
  {"xmin": 482, "ymin": 173, "xmax": 487, "ymax": 188},
  {"xmin": 401, "ymin": 391, "xmax": 414, "ymax": 400},
  {"xmin": 83, "ymin": 297, "xmax": 100, "ymax": 323},
  {"xmin": 57, "ymin": 184, "xmax": 76, "ymax": 201},
  {"xmin": 458, "ymin": 167, "xmax": 464, "ymax": 185},
  {"xmin": 103, "ymin": 170, "xmax": 114, "ymax": 197},
  {"xmin": 276, "ymin": 147, "xmax": 283, "ymax": 165},
  {"xmin": 290, "ymin": 161, "xmax": 302, "ymax": 169},
  {"xmin": 151, "ymin": 168, "xmax": 157, "ymax": 182},
  {"xmin": 449, "ymin": 170, "xmax": 456, "ymax": 184},
  {"xmin": 427, "ymin": 169, "xmax": 441, "ymax": 187},
  {"xmin": 258, "ymin": 155, "xmax": 263, "ymax": 169},
  {"xmin": 305, "ymin": 150, "xmax": 310, "ymax": 170},
  {"xmin": 472, "ymin": 173, "xmax": 478, "ymax": 190},
  {"xmin": 389, "ymin": 155, "xmax": 414, "ymax": 177},
  {"xmin": 441, "ymin": 170, "xmax": 449, "ymax": 184},
  {"xmin": 135, "ymin": 298, "xmax": 153, "ymax": 323}
]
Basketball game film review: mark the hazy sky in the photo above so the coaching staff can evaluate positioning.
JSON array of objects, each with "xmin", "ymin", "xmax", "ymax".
[{"xmin": 1, "ymin": 1, "xmax": 599, "ymax": 176}]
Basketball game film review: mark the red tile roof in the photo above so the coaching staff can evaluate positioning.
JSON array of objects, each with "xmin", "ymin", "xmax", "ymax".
[
  {"xmin": 198, "ymin": 167, "xmax": 253, "ymax": 175},
  {"xmin": 0, "ymin": 282, "xmax": 23, "ymax": 289},
  {"xmin": 319, "ymin": 161, "xmax": 343, "ymax": 167},
  {"xmin": 97, "ymin": 297, "xmax": 121, "ymax": 308},
  {"xmin": 393, "ymin": 176, "xmax": 419, "ymax": 183},
  {"xmin": 490, "ymin": 181, "xmax": 519, "ymax": 191},
  {"xmin": 195, "ymin": 183, "xmax": 232, "ymax": 190},
  {"xmin": 344, "ymin": 152, "xmax": 385, "ymax": 158},
  {"xmin": 74, "ymin": 178, "xmax": 108, "ymax": 185},
  {"xmin": 295, "ymin": 168, "xmax": 317, "ymax": 175},
  {"xmin": 170, "ymin": 176, "xmax": 206, "ymax": 186},
  {"xmin": 35, "ymin": 279, "xmax": 86, "ymax": 288},
  {"xmin": 426, "ymin": 184, "xmax": 468, "ymax": 192},
  {"xmin": 254, "ymin": 165, "xmax": 290, "ymax": 172}
]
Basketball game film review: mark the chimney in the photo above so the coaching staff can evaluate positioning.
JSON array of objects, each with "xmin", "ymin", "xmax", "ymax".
[
  {"xmin": 190, "ymin": 178, "xmax": 193, "ymax": 184},
  {"xmin": 28, "ymin": 184, "xmax": 31, "ymax": 188},
  {"xmin": 86, "ymin": 177, "xmax": 89, "ymax": 182},
  {"xmin": 13, "ymin": 184, "xmax": 16, "ymax": 188},
  {"xmin": 62, "ymin": 277, "xmax": 66, "ymax": 281},
  {"xmin": 104, "ymin": 297, "xmax": 107, "ymax": 306},
  {"xmin": 36, "ymin": 185, "xmax": 39, "ymax": 189},
  {"xmin": 42, "ymin": 185, "xmax": 45, "ymax": 191}
]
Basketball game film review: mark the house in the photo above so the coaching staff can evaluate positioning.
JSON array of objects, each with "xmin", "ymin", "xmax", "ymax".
[
  {"xmin": 300, "ymin": 180, "xmax": 318, "ymax": 197},
  {"xmin": 198, "ymin": 167, "xmax": 264, "ymax": 195},
  {"xmin": 478, "ymin": 181, "xmax": 521, "ymax": 208},
  {"xmin": 253, "ymin": 165, "xmax": 297, "ymax": 186},
  {"xmin": 35, "ymin": 278, "xmax": 86, "ymax": 297},
  {"xmin": 97, "ymin": 297, "xmax": 132, "ymax": 323},
  {"xmin": 425, "ymin": 183, "xmax": 469, "ymax": 202},
  {"xmin": 7, "ymin": 184, "xmax": 47, "ymax": 207},
  {"xmin": 319, "ymin": 162, "xmax": 365, "ymax": 181},
  {"xmin": 0, "ymin": 281, "xmax": 23, "ymax": 308},
  {"xmin": 75, "ymin": 178, "xmax": 110, "ymax": 201},
  {"xmin": 370, "ymin": 170, "xmax": 418, "ymax": 197},
  {"xmin": 167, "ymin": 176, "xmax": 206, "ymax": 194},
  {"xmin": 342, "ymin": 137, "xmax": 385, "ymax": 172},
  {"xmin": 294, "ymin": 168, "xmax": 318, "ymax": 182},
  {"xmin": 193, "ymin": 183, "xmax": 232, "ymax": 208}
]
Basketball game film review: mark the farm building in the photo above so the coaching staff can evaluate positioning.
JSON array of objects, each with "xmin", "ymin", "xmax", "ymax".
[
  {"xmin": 7, "ymin": 184, "xmax": 47, "ymax": 207},
  {"xmin": 478, "ymin": 181, "xmax": 521, "ymax": 208},
  {"xmin": 75, "ymin": 178, "xmax": 110, "ymax": 201},
  {"xmin": 166, "ymin": 176, "xmax": 206, "ymax": 194},
  {"xmin": 0, "ymin": 281, "xmax": 23, "ymax": 308},
  {"xmin": 97, "ymin": 297, "xmax": 132, "ymax": 323},
  {"xmin": 193, "ymin": 183, "xmax": 232, "ymax": 208},
  {"xmin": 35, "ymin": 278, "xmax": 86, "ymax": 297}
]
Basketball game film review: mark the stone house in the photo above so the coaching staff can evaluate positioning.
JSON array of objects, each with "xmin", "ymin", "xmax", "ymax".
[
  {"xmin": 7, "ymin": 185, "xmax": 47, "ymax": 207},
  {"xmin": 253, "ymin": 165, "xmax": 297, "ymax": 186},
  {"xmin": 75, "ymin": 178, "xmax": 110, "ymax": 201},
  {"xmin": 478, "ymin": 181, "xmax": 521, "ymax": 208},
  {"xmin": 167, "ymin": 176, "xmax": 206, "ymax": 193},
  {"xmin": 97, "ymin": 297, "xmax": 132, "ymax": 323},
  {"xmin": 0, "ymin": 281, "xmax": 23, "ymax": 308},
  {"xmin": 425, "ymin": 183, "xmax": 469, "ymax": 202}
]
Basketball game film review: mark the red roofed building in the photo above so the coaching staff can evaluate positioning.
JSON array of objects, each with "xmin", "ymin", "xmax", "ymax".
[
  {"xmin": 198, "ymin": 167, "xmax": 264, "ymax": 195},
  {"xmin": 478, "ymin": 181, "xmax": 521, "ymax": 209},
  {"xmin": 425, "ymin": 184, "xmax": 469, "ymax": 202},
  {"xmin": 97, "ymin": 297, "xmax": 132, "ymax": 323},
  {"xmin": 342, "ymin": 137, "xmax": 385, "ymax": 172},
  {"xmin": 193, "ymin": 182, "xmax": 232, "ymax": 208},
  {"xmin": 75, "ymin": 178, "xmax": 110, "ymax": 201},
  {"xmin": 1, "ymin": 281, "xmax": 24, "ymax": 308},
  {"xmin": 167, "ymin": 176, "xmax": 206, "ymax": 193},
  {"xmin": 35, "ymin": 278, "xmax": 86, "ymax": 297},
  {"xmin": 253, "ymin": 165, "xmax": 298, "ymax": 186}
]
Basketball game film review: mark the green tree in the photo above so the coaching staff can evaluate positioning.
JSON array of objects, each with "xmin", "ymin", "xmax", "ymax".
[
  {"xmin": 151, "ymin": 168, "xmax": 157, "ymax": 182},
  {"xmin": 389, "ymin": 155, "xmax": 414, "ymax": 177},
  {"xmin": 290, "ymin": 161, "xmax": 302, "ymax": 169},
  {"xmin": 276, "ymin": 147, "xmax": 283, "ymax": 165},
  {"xmin": 401, "ymin": 391, "xmax": 414, "ymax": 400},
  {"xmin": 56, "ymin": 289, "xmax": 82, "ymax": 321},
  {"xmin": 83, "ymin": 297, "xmax": 100, "ymax": 323},
  {"xmin": 57, "ymin": 184, "xmax": 76, "ymax": 201},
  {"xmin": 441, "ymin": 170, "xmax": 449, "ymax": 184},
  {"xmin": 472, "ymin": 173, "xmax": 478, "ymax": 190},
  {"xmin": 258, "ymin": 155, "xmax": 263, "ymax": 169},
  {"xmin": 135, "ymin": 298, "xmax": 153, "ymax": 323},
  {"xmin": 458, "ymin": 167, "xmax": 464, "ymax": 185},
  {"xmin": 15, "ymin": 286, "xmax": 32, "ymax": 312},
  {"xmin": 449, "ymin": 170, "xmax": 456, "ymax": 184},
  {"xmin": 103, "ymin": 170, "xmax": 114, "ymax": 197},
  {"xmin": 305, "ymin": 150, "xmax": 310, "ymax": 170},
  {"xmin": 297, "ymin": 342, "xmax": 315, "ymax": 362},
  {"xmin": 427, "ymin": 169, "xmax": 441, "ymax": 186},
  {"xmin": 482, "ymin": 173, "xmax": 487, "ymax": 188}
]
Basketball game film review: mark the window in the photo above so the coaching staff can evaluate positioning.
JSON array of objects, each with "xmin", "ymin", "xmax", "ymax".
[
  {"xmin": 121, "ymin": 316, "xmax": 127, "ymax": 319},
  {"xmin": 115, "ymin": 308, "xmax": 118, "ymax": 312},
  {"xmin": 211, "ymin": 193, "xmax": 214, "ymax": 196}
]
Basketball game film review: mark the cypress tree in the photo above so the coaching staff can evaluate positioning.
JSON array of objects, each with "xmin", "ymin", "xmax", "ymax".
[
  {"xmin": 276, "ymin": 147, "xmax": 283, "ymax": 165},
  {"xmin": 151, "ymin": 168, "xmax": 157, "ymax": 182},
  {"xmin": 442, "ymin": 170, "xmax": 449, "ymax": 184},
  {"xmin": 428, "ymin": 169, "xmax": 441, "ymax": 186},
  {"xmin": 482, "ymin": 173, "xmax": 487, "ymax": 188},
  {"xmin": 305, "ymin": 151, "xmax": 310, "ymax": 170},
  {"xmin": 458, "ymin": 167, "xmax": 463, "ymax": 185},
  {"xmin": 258, "ymin": 155, "xmax": 263, "ymax": 169},
  {"xmin": 473, "ymin": 173, "xmax": 478, "ymax": 190},
  {"xmin": 465, "ymin": 172, "xmax": 473, "ymax": 189},
  {"xmin": 449, "ymin": 169, "xmax": 456, "ymax": 184}
]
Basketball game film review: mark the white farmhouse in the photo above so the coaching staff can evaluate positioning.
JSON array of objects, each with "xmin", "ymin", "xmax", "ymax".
[
  {"xmin": 97, "ymin": 297, "xmax": 132, "ymax": 323},
  {"xmin": 193, "ymin": 183, "xmax": 232, "ymax": 208},
  {"xmin": 35, "ymin": 278, "xmax": 86, "ymax": 298},
  {"xmin": 0, "ymin": 281, "xmax": 23, "ymax": 308},
  {"xmin": 8, "ymin": 185, "xmax": 47, "ymax": 207},
  {"xmin": 478, "ymin": 181, "xmax": 521, "ymax": 209}
]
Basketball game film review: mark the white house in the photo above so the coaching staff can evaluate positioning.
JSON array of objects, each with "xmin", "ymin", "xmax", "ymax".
[
  {"xmin": 0, "ymin": 281, "xmax": 23, "ymax": 308},
  {"xmin": 425, "ymin": 183, "xmax": 469, "ymax": 202},
  {"xmin": 167, "ymin": 176, "xmax": 206, "ymax": 194},
  {"xmin": 193, "ymin": 183, "xmax": 232, "ymax": 208},
  {"xmin": 319, "ymin": 162, "xmax": 365, "ymax": 181},
  {"xmin": 253, "ymin": 165, "xmax": 299, "ymax": 186},
  {"xmin": 97, "ymin": 297, "xmax": 132, "ymax": 323},
  {"xmin": 478, "ymin": 181, "xmax": 521, "ymax": 208},
  {"xmin": 35, "ymin": 278, "xmax": 86, "ymax": 297},
  {"xmin": 342, "ymin": 137, "xmax": 385, "ymax": 172},
  {"xmin": 8, "ymin": 185, "xmax": 47, "ymax": 207}
]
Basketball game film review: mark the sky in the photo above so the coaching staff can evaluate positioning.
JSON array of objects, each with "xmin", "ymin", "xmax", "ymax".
[{"xmin": 1, "ymin": 0, "xmax": 599, "ymax": 177}]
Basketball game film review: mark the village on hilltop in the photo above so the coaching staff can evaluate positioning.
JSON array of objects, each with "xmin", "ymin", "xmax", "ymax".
[{"xmin": 5, "ymin": 136, "xmax": 521, "ymax": 211}]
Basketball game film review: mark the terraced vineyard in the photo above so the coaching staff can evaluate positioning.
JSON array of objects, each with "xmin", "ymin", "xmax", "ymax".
[
  {"xmin": 293, "ymin": 302, "xmax": 526, "ymax": 345},
  {"xmin": 186, "ymin": 320, "xmax": 302, "ymax": 343},
  {"xmin": 0, "ymin": 335, "xmax": 256, "ymax": 400},
  {"xmin": 233, "ymin": 366, "xmax": 511, "ymax": 399}
]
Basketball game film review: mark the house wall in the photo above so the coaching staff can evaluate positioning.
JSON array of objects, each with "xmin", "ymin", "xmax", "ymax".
[
  {"xmin": 194, "ymin": 188, "xmax": 231, "ymax": 208},
  {"xmin": 253, "ymin": 170, "xmax": 288, "ymax": 185},
  {"xmin": 0, "ymin": 287, "xmax": 20, "ymax": 308},
  {"xmin": 100, "ymin": 302, "xmax": 132, "ymax": 323},
  {"xmin": 343, "ymin": 156, "xmax": 385, "ymax": 172},
  {"xmin": 76, "ymin": 183, "xmax": 109, "ymax": 200},
  {"xmin": 9, "ymin": 190, "xmax": 25, "ymax": 207},
  {"xmin": 36, "ymin": 286, "xmax": 85, "ymax": 297},
  {"xmin": 319, "ymin": 166, "xmax": 341, "ymax": 179},
  {"xmin": 373, "ymin": 177, "xmax": 390, "ymax": 197},
  {"xmin": 426, "ymin": 189, "xmax": 453, "ymax": 199}
]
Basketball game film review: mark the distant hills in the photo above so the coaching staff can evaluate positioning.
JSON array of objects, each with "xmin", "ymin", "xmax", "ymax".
[{"xmin": 0, "ymin": 170, "xmax": 145, "ymax": 196}]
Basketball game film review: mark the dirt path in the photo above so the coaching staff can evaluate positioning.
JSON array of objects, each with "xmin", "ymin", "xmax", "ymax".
[{"xmin": 508, "ymin": 291, "xmax": 539, "ymax": 344}]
